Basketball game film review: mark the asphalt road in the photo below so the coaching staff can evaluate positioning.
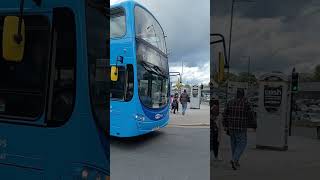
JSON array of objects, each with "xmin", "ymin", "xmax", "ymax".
[{"xmin": 110, "ymin": 105, "xmax": 210, "ymax": 180}]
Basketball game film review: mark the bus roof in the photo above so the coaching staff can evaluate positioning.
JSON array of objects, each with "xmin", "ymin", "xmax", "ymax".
[
  {"xmin": 111, "ymin": 1, "xmax": 153, "ymax": 20},
  {"xmin": 0, "ymin": 0, "xmax": 106, "ymax": 11},
  {"xmin": 111, "ymin": 0, "xmax": 136, "ymax": 8},
  {"xmin": 111, "ymin": 0, "xmax": 166, "ymax": 41}
]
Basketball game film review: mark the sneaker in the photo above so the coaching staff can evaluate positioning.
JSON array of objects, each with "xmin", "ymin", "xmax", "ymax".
[
  {"xmin": 212, "ymin": 157, "xmax": 222, "ymax": 162},
  {"xmin": 230, "ymin": 160, "xmax": 237, "ymax": 170},
  {"xmin": 235, "ymin": 161, "xmax": 240, "ymax": 168},
  {"xmin": 210, "ymin": 155, "xmax": 216, "ymax": 162}
]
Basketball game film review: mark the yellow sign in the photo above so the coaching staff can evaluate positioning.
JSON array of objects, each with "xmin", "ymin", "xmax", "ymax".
[
  {"xmin": 111, "ymin": 66, "xmax": 119, "ymax": 81},
  {"xmin": 2, "ymin": 16, "xmax": 25, "ymax": 62}
]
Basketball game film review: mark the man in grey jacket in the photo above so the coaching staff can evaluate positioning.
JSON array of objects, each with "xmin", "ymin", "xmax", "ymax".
[{"xmin": 180, "ymin": 89, "xmax": 189, "ymax": 115}]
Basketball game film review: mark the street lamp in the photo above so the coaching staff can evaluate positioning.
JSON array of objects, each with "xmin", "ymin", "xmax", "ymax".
[
  {"xmin": 228, "ymin": 0, "xmax": 255, "ymax": 67},
  {"xmin": 241, "ymin": 56, "xmax": 251, "ymax": 89},
  {"xmin": 226, "ymin": 0, "xmax": 255, "ymax": 102}
]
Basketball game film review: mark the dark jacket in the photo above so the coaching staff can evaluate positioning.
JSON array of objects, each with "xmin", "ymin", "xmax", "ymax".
[
  {"xmin": 223, "ymin": 98, "xmax": 257, "ymax": 132},
  {"xmin": 180, "ymin": 92, "xmax": 189, "ymax": 104}
]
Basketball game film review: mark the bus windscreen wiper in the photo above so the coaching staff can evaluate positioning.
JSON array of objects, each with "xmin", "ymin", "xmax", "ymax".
[
  {"xmin": 153, "ymin": 65, "xmax": 167, "ymax": 77},
  {"xmin": 141, "ymin": 61, "xmax": 166, "ymax": 77}
]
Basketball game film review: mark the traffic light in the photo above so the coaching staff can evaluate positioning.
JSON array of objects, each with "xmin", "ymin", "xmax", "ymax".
[{"xmin": 291, "ymin": 72, "xmax": 299, "ymax": 92}]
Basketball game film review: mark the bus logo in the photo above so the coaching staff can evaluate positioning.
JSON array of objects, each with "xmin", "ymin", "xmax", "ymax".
[{"xmin": 155, "ymin": 114, "xmax": 163, "ymax": 120}]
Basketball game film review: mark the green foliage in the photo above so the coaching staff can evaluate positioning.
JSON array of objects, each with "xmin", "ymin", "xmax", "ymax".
[{"xmin": 314, "ymin": 65, "xmax": 320, "ymax": 81}]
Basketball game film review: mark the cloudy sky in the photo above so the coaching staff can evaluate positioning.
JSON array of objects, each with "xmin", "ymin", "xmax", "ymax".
[
  {"xmin": 211, "ymin": 0, "xmax": 320, "ymax": 77},
  {"xmin": 111, "ymin": 0, "xmax": 210, "ymax": 85}
]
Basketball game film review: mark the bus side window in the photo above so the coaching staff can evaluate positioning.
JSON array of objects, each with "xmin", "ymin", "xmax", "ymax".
[
  {"xmin": 48, "ymin": 8, "xmax": 76, "ymax": 125},
  {"xmin": 125, "ymin": 64, "xmax": 134, "ymax": 102},
  {"xmin": 86, "ymin": 2, "xmax": 109, "ymax": 133}
]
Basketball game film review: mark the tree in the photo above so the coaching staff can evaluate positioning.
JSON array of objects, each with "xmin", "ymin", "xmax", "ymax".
[
  {"xmin": 299, "ymin": 73, "xmax": 314, "ymax": 82},
  {"xmin": 314, "ymin": 65, "xmax": 320, "ymax": 81},
  {"xmin": 237, "ymin": 72, "xmax": 257, "ymax": 83},
  {"xmin": 184, "ymin": 84, "xmax": 191, "ymax": 89},
  {"xmin": 227, "ymin": 72, "xmax": 239, "ymax": 82},
  {"xmin": 175, "ymin": 78, "xmax": 183, "ymax": 92},
  {"xmin": 212, "ymin": 72, "xmax": 238, "ymax": 85}
]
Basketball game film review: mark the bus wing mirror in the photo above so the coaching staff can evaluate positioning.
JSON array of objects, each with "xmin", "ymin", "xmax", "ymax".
[
  {"xmin": 2, "ymin": 16, "xmax": 25, "ymax": 62},
  {"xmin": 111, "ymin": 66, "xmax": 119, "ymax": 82}
]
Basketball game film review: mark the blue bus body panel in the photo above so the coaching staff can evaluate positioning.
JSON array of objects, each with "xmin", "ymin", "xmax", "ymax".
[
  {"xmin": 110, "ymin": 1, "xmax": 169, "ymax": 137},
  {"xmin": 0, "ymin": 0, "xmax": 109, "ymax": 179}
]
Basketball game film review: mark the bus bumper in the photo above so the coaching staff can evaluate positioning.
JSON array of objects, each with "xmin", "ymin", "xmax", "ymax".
[{"xmin": 110, "ymin": 117, "xmax": 169, "ymax": 138}]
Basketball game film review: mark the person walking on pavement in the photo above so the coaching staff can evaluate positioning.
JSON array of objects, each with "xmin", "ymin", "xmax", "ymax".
[
  {"xmin": 172, "ymin": 95, "xmax": 179, "ymax": 114},
  {"xmin": 170, "ymin": 95, "xmax": 174, "ymax": 113},
  {"xmin": 180, "ymin": 89, "xmax": 189, "ymax": 115},
  {"xmin": 175, "ymin": 93, "xmax": 179, "ymax": 113},
  {"xmin": 223, "ymin": 88, "xmax": 257, "ymax": 170},
  {"xmin": 211, "ymin": 99, "xmax": 221, "ymax": 161}
]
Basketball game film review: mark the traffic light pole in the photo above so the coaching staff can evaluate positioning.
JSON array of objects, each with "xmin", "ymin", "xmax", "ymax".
[
  {"xmin": 289, "ymin": 89, "xmax": 294, "ymax": 136},
  {"xmin": 289, "ymin": 68, "xmax": 298, "ymax": 136}
]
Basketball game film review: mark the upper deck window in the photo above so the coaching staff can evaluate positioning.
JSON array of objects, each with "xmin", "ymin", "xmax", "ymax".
[
  {"xmin": 111, "ymin": 8, "xmax": 126, "ymax": 38},
  {"xmin": 135, "ymin": 6, "xmax": 166, "ymax": 54}
]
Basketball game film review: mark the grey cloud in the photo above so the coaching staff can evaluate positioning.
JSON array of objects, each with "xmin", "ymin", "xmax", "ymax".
[
  {"xmin": 137, "ymin": 0, "xmax": 210, "ymax": 67},
  {"xmin": 212, "ymin": 0, "xmax": 320, "ymax": 75},
  {"xmin": 212, "ymin": 0, "xmax": 315, "ymax": 19}
]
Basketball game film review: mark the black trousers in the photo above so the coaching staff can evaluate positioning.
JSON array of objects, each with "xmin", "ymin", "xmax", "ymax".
[
  {"xmin": 212, "ymin": 134, "xmax": 219, "ymax": 158},
  {"xmin": 211, "ymin": 124, "xmax": 219, "ymax": 158}
]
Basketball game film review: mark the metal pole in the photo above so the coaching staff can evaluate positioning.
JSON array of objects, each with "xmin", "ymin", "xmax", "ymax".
[
  {"xmin": 225, "ymin": 0, "xmax": 235, "ymax": 106},
  {"xmin": 247, "ymin": 56, "xmax": 250, "ymax": 89},
  {"xmin": 228, "ymin": 0, "xmax": 235, "ymax": 66},
  {"xmin": 181, "ymin": 58, "xmax": 184, "ymax": 95},
  {"xmin": 182, "ymin": 58, "xmax": 184, "ymax": 77},
  {"xmin": 289, "ymin": 68, "xmax": 295, "ymax": 136}
]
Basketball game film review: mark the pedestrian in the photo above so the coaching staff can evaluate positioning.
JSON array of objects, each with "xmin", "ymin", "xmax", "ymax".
[
  {"xmin": 211, "ymin": 99, "xmax": 221, "ymax": 161},
  {"xmin": 175, "ymin": 93, "xmax": 179, "ymax": 113},
  {"xmin": 223, "ymin": 88, "xmax": 256, "ymax": 170},
  {"xmin": 170, "ymin": 95, "xmax": 174, "ymax": 113},
  {"xmin": 180, "ymin": 89, "xmax": 189, "ymax": 115},
  {"xmin": 172, "ymin": 95, "xmax": 179, "ymax": 114}
]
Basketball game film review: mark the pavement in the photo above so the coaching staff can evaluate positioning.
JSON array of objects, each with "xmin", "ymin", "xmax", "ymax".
[
  {"xmin": 111, "ymin": 104, "xmax": 210, "ymax": 180},
  {"xmin": 211, "ymin": 128, "xmax": 320, "ymax": 180},
  {"xmin": 168, "ymin": 103, "xmax": 210, "ymax": 127}
]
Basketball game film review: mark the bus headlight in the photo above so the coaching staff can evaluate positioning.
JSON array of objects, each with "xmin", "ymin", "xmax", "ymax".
[
  {"xmin": 81, "ymin": 169, "xmax": 89, "ymax": 179},
  {"xmin": 79, "ymin": 167, "xmax": 108, "ymax": 180},
  {"xmin": 134, "ymin": 114, "xmax": 145, "ymax": 122}
]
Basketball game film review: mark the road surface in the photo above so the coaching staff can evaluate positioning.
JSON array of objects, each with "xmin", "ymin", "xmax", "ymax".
[{"xmin": 111, "ymin": 104, "xmax": 210, "ymax": 180}]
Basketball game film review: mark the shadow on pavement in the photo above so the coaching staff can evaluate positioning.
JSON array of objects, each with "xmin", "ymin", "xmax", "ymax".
[{"xmin": 110, "ymin": 130, "xmax": 165, "ymax": 148}]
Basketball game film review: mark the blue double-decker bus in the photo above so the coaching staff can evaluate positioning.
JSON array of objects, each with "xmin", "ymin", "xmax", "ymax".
[
  {"xmin": 110, "ymin": 1, "xmax": 170, "ymax": 137},
  {"xmin": 0, "ymin": 0, "xmax": 109, "ymax": 179}
]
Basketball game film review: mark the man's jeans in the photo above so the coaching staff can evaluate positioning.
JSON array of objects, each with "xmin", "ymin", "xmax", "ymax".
[
  {"xmin": 181, "ymin": 103, "xmax": 187, "ymax": 114},
  {"xmin": 230, "ymin": 131, "xmax": 247, "ymax": 162}
]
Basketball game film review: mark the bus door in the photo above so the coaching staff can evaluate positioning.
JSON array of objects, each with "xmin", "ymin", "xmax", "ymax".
[{"xmin": 110, "ymin": 64, "xmax": 134, "ymax": 134}]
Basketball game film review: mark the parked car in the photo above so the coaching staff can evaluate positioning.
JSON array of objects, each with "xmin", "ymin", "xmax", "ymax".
[{"xmin": 300, "ymin": 113, "xmax": 320, "ymax": 122}]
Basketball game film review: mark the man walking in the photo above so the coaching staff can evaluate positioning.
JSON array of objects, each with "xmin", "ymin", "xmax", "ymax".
[
  {"xmin": 223, "ymin": 88, "xmax": 256, "ymax": 170},
  {"xmin": 211, "ymin": 99, "xmax": 221, "ymax": 161},
  {"xmin": 172, "ymin": 95, "xmax": 179, "ymax": 114},
  {"xmin": 180, "ymin": 89, "xmax": 189, "ymax": 115}
]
